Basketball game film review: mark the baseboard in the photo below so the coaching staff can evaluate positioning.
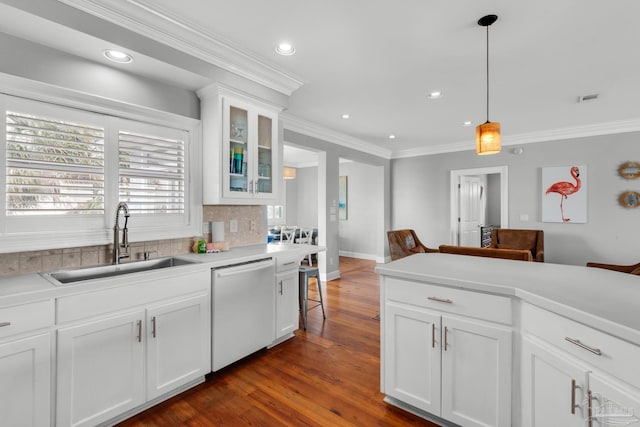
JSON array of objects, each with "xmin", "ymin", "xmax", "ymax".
[
  {"xmin": 339, "ymin": 250, "xmax": 386, "ymax": 263},
  {"xmin": 383, "ymin": 396, "xmax": 458, "ymax": 426},
  {"xmin": 321, "ymin": 269, "xmax": 341, "ymax": 282}
]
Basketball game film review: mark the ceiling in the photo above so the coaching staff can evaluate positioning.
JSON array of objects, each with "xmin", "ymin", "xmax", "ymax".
[{"xmin": 2, "ymin": 0, "xmax": 640, "ymax": 158}]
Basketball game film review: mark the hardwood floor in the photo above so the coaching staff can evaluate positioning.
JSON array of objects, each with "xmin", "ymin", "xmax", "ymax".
[{"xmin": 117, "ymin": 257, "xmax": 436, "ymax": 427}]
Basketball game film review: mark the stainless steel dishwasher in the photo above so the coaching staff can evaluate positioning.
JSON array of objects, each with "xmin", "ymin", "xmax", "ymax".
[{"xmin": 211, "ymin": 258, "xmax": 275, "ymax": 371}]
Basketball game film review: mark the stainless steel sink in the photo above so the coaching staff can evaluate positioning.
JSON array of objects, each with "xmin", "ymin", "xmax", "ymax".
[{"xmin": 42, "ymin": 257, "xmax": 196, "ymax": 285}]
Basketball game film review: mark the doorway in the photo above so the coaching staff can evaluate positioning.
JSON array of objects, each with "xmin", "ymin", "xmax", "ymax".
[{"xmin": 450, "ymin": 166, "xmax": 509, "ymax": 246}]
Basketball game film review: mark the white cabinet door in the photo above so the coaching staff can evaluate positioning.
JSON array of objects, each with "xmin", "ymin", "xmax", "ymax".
[
  {"xmin": 221, "ymin": 97, "xmax": 278, "ymax": 201},
  {"xmin": 441, "ymin": 315, "xmax": 512, "ymax": 427},
  {"xmin": 384, "ymin": 302, "xmax": 441, "ymax": 414},
  {"xmin": 57, "ymin": 311, "xmax": 145, "ymax": 427},
  {"xmin": 521, "ymin": 336, "xmax": 588, "ymax": 427},
  {"xmin": 588, "ymin": 373, "xmax": 640, "ymax": 427},
  {"xmin": 146, "ymin": 294, "xmax": 210, "ymax": 401},
  {"xmin": 275, "ymin": 270, "xmax": 299, "ymax": 339},
  {"xmin": 0, "ymin": 333, "xmax": 51, "ymax": 427}
]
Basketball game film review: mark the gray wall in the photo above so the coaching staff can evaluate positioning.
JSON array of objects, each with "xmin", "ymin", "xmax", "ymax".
[
  {"xmin": 338, "ymin": 161, "xmax": 385, "ymax": 261},
  {"xmin": 283, "ymin": 128, "xmax": 391, "ymax": 279},
  {"xmin": 486, "ymin": 173, "xmax": 502, "ymax": 226},
  {"xmin": 292, "ymin": 167, "xmax": 319, "ymax": 228},
  {"xmin": 391, "ymin": 132, "xmax": 639, "ymax": 266}
]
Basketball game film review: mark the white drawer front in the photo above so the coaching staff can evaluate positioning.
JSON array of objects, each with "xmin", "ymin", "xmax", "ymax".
[
  {"xmin": 276, "ymin": 257, "xmax": 299, "ymax": 273},
  {"xmin": 0, "ymin": 299, "xmax": 54, "ymax": 339},
  {"xmin": 385, "ymin": 277, "xmax": 512, "ymax": 325},
  {"xmin": 57, "ymin": 270, "xmax": 210, "ymax": 324},
  {"xmin": 522, "ymin": 303, "xmax": 640, "ymax": 389}
]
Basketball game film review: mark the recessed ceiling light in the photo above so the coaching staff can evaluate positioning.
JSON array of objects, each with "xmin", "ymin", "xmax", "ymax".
[
  {"xmin": 388, "ymin": 134, "xmax": 396, "ymax": 140},
  {"xmin": 275, "ymin": 43, "xmax": 295, "ymax": 56},
  {"xmin": 427, "ymin": 91, "xmax": 443, "ymax": 99},
  {"xmin": 463, "ymin": 121, "xmax": 473, "ymax": 126},
  {"xmin": 341, "ymin": 113, "xmax": 350, "ymax": 119},
  {"xmin": 103, "ymin": 49, "xmax": 133, "ymax": 63}
]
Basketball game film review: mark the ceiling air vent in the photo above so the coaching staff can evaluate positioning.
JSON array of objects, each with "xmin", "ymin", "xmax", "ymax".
[{"xmin": 578, "ymin": 93, "xmax": 599, "ymax": 103}]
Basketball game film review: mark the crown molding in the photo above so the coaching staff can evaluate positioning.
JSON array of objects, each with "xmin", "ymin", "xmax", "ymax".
[
  {"xmin": 56, "ymin": 0, "xmax": 304, "ymax": 96},
  {"xmin": 391, "ymin": 118, "xmax": 640, "ymax": 159},
  {"xmin": 281, "ymin": 113, "xmax": 393, "ymax": 160}
]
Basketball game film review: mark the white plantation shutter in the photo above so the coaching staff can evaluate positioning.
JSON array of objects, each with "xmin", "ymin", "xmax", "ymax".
[
  {"xmin": 118, "ymin": 130, "xmax": 185, "ymax": 215},
  {"xmin": 5, "ymin": 111, "xmax": 105, "ymax": 215}
]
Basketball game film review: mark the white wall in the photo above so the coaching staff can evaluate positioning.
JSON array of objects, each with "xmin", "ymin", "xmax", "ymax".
[
  {"xmin": 391, "ymin": 132, "xmax": 639, "ymax": 266},
  {"xmin": 338, "ymin": 161, "xmax": 385, "ymax": 261}
]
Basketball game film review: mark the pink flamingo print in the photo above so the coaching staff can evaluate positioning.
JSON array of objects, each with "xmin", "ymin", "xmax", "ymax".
[{"xmin": 545, "ymin": 166, "xmax": 581, "ymax": 222}]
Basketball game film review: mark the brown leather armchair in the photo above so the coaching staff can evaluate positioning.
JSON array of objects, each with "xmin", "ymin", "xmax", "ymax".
[
  {"xmin": 387, "ymin": 229, "xmax": 438, "ymax": 261},
  {"xmin": 489, "ymin": 229, "xmax": 544, "ymax": 262},
  {"xmin": 586, "ymin": 261, "xmax": 640, "ymax": 275},
  {"xmin": 439, "ymin": 245, "xmax": 533, "ymax": 261}
]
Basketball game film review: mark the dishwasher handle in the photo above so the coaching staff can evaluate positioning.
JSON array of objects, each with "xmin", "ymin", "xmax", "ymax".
[{"xmin": 213, "ymin": 259, "xmax": 273, "ymax": 278}]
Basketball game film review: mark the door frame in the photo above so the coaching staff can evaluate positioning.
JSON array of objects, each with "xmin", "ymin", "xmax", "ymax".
[{"xmin": 449, "ymin": 166, "xmax": 509, "ymax": 245}]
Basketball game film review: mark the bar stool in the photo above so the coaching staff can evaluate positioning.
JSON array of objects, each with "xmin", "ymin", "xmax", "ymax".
[{"xmin": 298, "ymin": 265, "xmax": 326, "ymax": 330}]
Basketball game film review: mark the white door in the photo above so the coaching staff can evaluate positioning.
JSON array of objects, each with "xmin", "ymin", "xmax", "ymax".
[
  {"xmin": 146, "ymin": 294, "xmax": 210, "ymax": 401},
  {"xmin": 588, "ymin": 373, "xmax": 640, "ymax": 427},
  {"xmin": 384, "ymin": 302, "xmax": 441, "ymax": 414},
  {"xmin": 441, "ymin": 315, "xmax": 512, "ymax": 427},
  {"xmin": 459, "ymin": 176, "xmax": 484, "ymax": 247},
  {"xmin": 275, "ymin": 270, "xmax": 299, "ymax": 339},
  {"xmin": 0, "ymin": 333, "xmax": 51, "ymax": 427},
  {"xmin": 57, "ymin": 311, "xmax": 145, "ymax": 427},
  {"xmin": 521, "ymin": 336, "xmax": 587, "ymax": 427}
]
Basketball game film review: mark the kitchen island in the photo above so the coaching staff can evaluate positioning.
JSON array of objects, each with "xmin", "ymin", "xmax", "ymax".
[{"xmin": 376, "ymin": 253, "xmax": 640, "ymax": 427}]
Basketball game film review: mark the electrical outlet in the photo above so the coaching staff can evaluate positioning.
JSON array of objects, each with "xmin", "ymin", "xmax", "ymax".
[
  {"xmin": 230, "ymin": 219, "xmax": 238, "ymax": 233},
  {"xmin": 250, "ymin": 220, "xmax": 256, "ymax": 231}
]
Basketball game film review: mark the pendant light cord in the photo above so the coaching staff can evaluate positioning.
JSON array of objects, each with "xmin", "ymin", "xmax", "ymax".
[{"xmin": 486, "ymin": 24, "xmax": 490, "ymax": 123}]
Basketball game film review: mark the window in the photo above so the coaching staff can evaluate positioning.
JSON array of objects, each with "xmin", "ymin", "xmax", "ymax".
[
  {"xmin": 118, "ymin": 129, "xmax": 185, "ymax": 215},
  {"xmin": 1, "ymin": 95, "xmax": 199, "ymax": 252},
  {"xmin": 6, "ymin": 111, "xmax": 105, "ymax": 216}
]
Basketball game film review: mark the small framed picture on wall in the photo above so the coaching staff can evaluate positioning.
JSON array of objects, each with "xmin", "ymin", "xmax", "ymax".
[{"xmin": 542, "ymin": 165, "xmax": 587, "ymax": 223}]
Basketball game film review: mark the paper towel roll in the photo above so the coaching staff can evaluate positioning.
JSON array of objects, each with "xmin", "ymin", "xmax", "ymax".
[{"xmin": 211, "ymin": 221, "xmax": 225, "ymax": 242}]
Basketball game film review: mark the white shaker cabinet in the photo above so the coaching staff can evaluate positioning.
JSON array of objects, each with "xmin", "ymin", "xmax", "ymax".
[
  {"xmin": 146, "ymin": 294, "xmax": 210, "ymax": 400},
  {"xmin": 381, "ymin": 277, "xmax": 512, "ymax": 427},
  {"xmin": 0, "ymin": 333, "xmax": 52, "ymax": 427},
  {"xmin": 199, "ymin": 84, "xmax": 281, "ymax": 205},
  {"xmin": 0, "ymin": 299, "xmax": 54, "ymax": 427},
  {"xmin": 57, "ymin": 311, "xmax": 145, "ymax": 427},
  {"xmin": 274, "ymin": 259, "xmax": 300, "ymax": 343}
]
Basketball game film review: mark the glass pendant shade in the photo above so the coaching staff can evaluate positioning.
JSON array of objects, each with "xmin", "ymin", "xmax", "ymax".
[
  {"xmin": 476, "ymin": 121, "xmax": 501, "ymax": 155},
  {"xmin": 283, "ymin": 167, "xmax": 297, "ymax": 180}
]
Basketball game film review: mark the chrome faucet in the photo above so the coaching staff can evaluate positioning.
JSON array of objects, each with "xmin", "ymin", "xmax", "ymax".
[{"xmin": 113, "ymin": 202, "xmax": 130, "ymax": 265}]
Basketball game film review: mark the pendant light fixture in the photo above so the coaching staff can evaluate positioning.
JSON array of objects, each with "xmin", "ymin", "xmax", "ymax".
[{"xmin": 476, "ymin": 14, "xmax": 501, "ymax": 155}]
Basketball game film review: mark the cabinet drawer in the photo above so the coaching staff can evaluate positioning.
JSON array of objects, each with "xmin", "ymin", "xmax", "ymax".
[
  {"xmin": 384, "ymin": 277, "xmax": 512, "ymax": 325},
  {"xmin": 0, "ymin": 299, "xmax": 54, "ymax": 339},
  {"xmin": 57, "ymin": 270, "xmax": 210, "ymax": 324},
  {"xmin": 522, "ymin": 303, "xmax": 640, "ymax": 388},
  {"xmin": 276, "ymin": 256, "xmax": 299, "ymax": 273}
]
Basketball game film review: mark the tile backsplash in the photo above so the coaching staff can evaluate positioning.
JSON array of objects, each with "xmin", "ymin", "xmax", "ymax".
[{"xmin": 0, "ymin": 205, "xmax": 267, "ymax": 278}]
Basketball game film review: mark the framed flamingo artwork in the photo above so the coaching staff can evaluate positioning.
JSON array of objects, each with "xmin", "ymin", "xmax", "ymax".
[{"xmin": 542, "ymin": 165, "xmax": 587, "ymax": 223}]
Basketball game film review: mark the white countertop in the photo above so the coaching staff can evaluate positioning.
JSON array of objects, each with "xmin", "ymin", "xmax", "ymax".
[
  {"xmin": 0, "ymin": 243, "xmax": 320, "ymax": 307},
  {"xmin": 376, "ymin": 253, "xmax": 640, "ymax": 344}
]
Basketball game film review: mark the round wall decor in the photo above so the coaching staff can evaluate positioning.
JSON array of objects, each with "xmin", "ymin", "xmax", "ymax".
[
  {"xmin": 618, "ymin": 161, "xmax": 640, "ymax": 179},
  {"xmin": 619, "ymin": 191, "xmax": 640, "ymax": 208}
]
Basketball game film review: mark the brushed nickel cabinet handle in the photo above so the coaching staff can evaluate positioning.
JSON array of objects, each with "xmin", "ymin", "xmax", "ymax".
[
  {"xmin": 571, "ymin": 379, "xmax": 576, "ymax": 414},
  {"xmin": 282, "ymin": 261, "xmax": 296, "ymax": 266},
  {"xmin": 565, "ymin": 337, "xmax": 602, "ymax": 356},
  {"xmin": 151, "ymin": 316, "xmax": 157, "ymax": 338},
  {"xmin": 587, "ymin": 389, "xmax": 593, "ymax": 427},
  {"xmin": 428, "ymin": 296, "xmax": 453, "ymax": 304},
  {"xmin": 444, "ymin": 326, "xmax": 449, "ymax": 351},
  {"xmin": 432, "ymin": 323, "xmax": 435, "ymax": 348},
  {"xmin": 136, "ymin": 320, "xmax": 142, "ymax": 343},
  {"xmin": 279, "ymin": 280, "xmax": 283, "ymax": 295},
  {"xmin": 0, "ymin": 322, "xmax": 10, "ymax": 328}
]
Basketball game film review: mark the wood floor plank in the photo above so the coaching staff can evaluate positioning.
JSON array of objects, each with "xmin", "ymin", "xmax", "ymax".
[{"xmin": 117, "ymin": 257, "xmax": 436, "ymax": 427}]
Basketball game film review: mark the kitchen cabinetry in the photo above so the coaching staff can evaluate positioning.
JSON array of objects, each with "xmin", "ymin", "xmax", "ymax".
[
  {"xmin": 274, "ymin": 257, "xmax": 300, "ymax": 344},
  {"xmin": 199, "ymin": 84, "xmax": 281, "ymax": 205},
  {"xmin": 382, "ymin": 277, "xmax": 512, "ymax": 427},
  {"xmin": 0, "ymin": 299, "xmax": 53, "ymax": 427},
  {"xmin": 521, "ymin": 303, "xmax": 640, "ymax": 427},
  {"xmin": 56, "ymin": 269, "xmax": 210, "ymax": 427}
]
